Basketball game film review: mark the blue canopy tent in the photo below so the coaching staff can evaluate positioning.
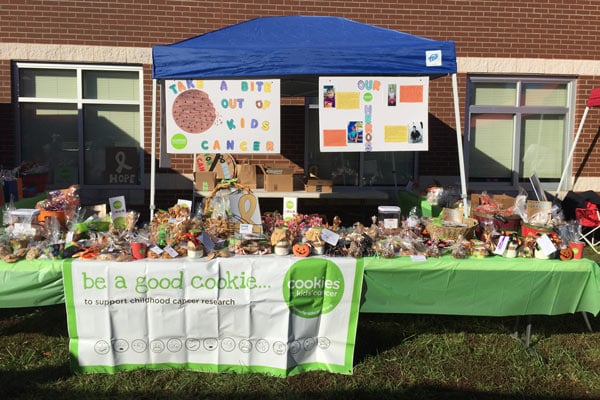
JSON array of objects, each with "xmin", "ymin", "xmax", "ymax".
[{"xmin": 150, "ymin": 16, "xmax": 466, "ymax": 215}]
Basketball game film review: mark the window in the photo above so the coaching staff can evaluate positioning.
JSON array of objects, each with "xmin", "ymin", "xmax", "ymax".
[
  {"xmin": 15, "ymin": 63, "xmax": 144, "ymax": 187},
  {"xmin": 465, "ymin": 76, "xmax": 574, "ymax": 190},
  {"xmin": 306, "ymin": 99, "xmax": 414, "ymax": 188}
]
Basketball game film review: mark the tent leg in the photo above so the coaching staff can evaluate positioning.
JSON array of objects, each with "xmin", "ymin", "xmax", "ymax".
[
  {"xmin": 556, "ymin": 106, "xmax": 589, "ymax": 197},
  {"xmin": 150, "ymin": 79, "xmax": 157, "ymax": 221},
  {"xmin": 452, "ymin": 74, "xmax": 468, "ymax": 216}
]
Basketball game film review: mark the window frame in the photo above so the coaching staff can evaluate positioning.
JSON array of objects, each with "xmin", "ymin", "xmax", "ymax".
[
  {"xmin": 14, "ymin": 62, "xmax": 145, "ymax": 189},
  {"xmin": 464, "ymin": 75, "xmax": 576, "ymax": 193}
]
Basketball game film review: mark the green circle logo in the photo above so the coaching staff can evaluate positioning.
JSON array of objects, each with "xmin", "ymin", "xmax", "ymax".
[
  {"xmin": 285, "ymin": 200, "xmax": 294, "ymax": 209},
  {"xmin": 113, "ymin": 216, "xmax": 126, "ymax": 230},
  {"xmin": 363, "ymin": 92, "xmax": 373, "ymax": 102},
  {"xmin": 171, "ymin": 133, "xmax": 188, "ymax": 150},
  {"xmin": 113, "ymin": 200, "xmax": 123, "ymax": 209},
  {"xmin": 283, "ymin": 258, "xmax": 345, "ymax": 318}
]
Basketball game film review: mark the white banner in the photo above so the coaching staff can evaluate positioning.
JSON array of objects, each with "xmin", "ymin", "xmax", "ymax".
[
  {"xmin": 319, "ymin": 76, "xmax": 429, "ymax": 152},
  {"xmin": 164, "ymin": 79, "xmax": 281, "ymax": 154},
  {"xmin": 63, "ymin": 256, "xmax": 363, "ymax": 376}
]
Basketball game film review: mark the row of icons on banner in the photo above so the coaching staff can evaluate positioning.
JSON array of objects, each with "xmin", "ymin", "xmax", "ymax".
[{"xmin": 94, "ymin": 336, "xmax": 332, "ymax": 355}]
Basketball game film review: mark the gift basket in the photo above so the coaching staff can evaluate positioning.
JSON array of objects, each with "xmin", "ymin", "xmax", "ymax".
[
  {"xmin": 35, "ymin": 186, "xmax": 81, "ymax": 229},
  {"xmin": 145, "ymin": 204, "xmax": 202, "ymax": 259},
  {"xmin": 471, "ymin": 192, "xmax": 521, "ymax": 232},
  {"xmin": 202, "ymin": 181, "xmax": 252, "ymax": 241},
  {"xmin": 424, "ymin": 208, "xmax": 478, "ymax": 241}
]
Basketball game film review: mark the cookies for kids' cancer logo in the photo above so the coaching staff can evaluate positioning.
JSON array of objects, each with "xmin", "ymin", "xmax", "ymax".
[
  {"xmin": 172, "ymin": 89, "xmax": 216, "ymax": 134},
  {"xmin": 283, "ymin": 258, "xmax": 345, "ymax": 318}
]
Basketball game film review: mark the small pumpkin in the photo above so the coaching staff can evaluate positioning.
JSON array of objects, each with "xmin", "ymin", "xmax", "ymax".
[
  {"xmin": 559, "ymin": 247, "xmax": 574, "ymax": 261},
  {"xmin": 292, "ymin": 242, "xmax": 311, "ymax": 257}
]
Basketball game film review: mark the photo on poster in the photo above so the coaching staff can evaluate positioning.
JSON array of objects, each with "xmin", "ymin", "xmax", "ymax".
[
  {"xmin": 323, "ymin": 85, "xmax": 336, "ymax": 108},
  {"xmin": 347, "ymin": 121, "xmax": 363, "ymax": 143},
  {"xmin": 388, "ymin": 84, "xmax": 397, "ymax": 106},
  {"xmin": 408, "ymin": 122, "xmax": 424, "ymax": 144}
]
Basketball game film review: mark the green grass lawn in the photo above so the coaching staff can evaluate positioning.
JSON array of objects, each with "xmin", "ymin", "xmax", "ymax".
[{"xmin": 2, "ymin": 249, "xmax": 600, "ymax": 399}]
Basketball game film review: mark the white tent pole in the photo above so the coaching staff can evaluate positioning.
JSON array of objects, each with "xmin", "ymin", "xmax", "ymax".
[
  {"xmin": 150, "ymin": 79, "xmax": 157, "ymax": 221},
  {"xmin": 452, "ymin": 73, "xmax": 468, "ymax": 217},
  {"xmin": 555, "ymin": 106, "xmax": 589, "ymax": 198}
]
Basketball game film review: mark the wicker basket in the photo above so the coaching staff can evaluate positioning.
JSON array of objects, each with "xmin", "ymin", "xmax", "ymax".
[
  {"xmin": 425, "ymin": 217, "xmax": 479, "ymax": 241},
  {"xmin": 202, "ymin": 182, "xmax": 252, "ymax": 239}
]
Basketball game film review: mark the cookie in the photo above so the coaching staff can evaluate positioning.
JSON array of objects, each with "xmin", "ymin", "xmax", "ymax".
[{"xmin": 172, "ymin": 89, "xmax": 216, "ymax": 134}]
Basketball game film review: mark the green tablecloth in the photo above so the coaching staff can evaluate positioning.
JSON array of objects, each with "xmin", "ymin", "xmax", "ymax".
[
  {"xmin": 0, "ymin": 258, "xmax": 68, "ymax": 308},
  {"xmin": 3, "ymin": 255, "xmax": 600, "ymax": 317},
  {"xmin": 361, "ymin": 256, "xmax": 600, "ymax": 316}
]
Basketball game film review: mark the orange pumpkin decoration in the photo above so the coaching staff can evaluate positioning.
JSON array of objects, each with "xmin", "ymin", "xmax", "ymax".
[
  {"xmin": 559, "ymin": 247, "xmax": 574, "ymax": 261},
  {"xmin": 292, "ymin": 243, "xmax": 311, "ymax": 257}
]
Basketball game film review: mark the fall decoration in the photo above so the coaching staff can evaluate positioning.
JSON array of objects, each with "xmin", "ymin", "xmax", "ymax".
[
  {"xmin": 559, "ymin": 247, "xmax": 574, "ymax": 261},
  {"xmin": 292, "ymin": 242, "xmax": 311, "ymax": 257}
]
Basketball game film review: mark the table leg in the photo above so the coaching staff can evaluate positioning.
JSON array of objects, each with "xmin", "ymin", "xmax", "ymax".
[
  {"xmin": 512, "ymin": 316, "xmax": 533, "ymax": 349},
  {"xmin": 581, "ymin": 312, "xmax": 594, "ymax": 333},
  {"xmin": 525, "ymin": 316, "xmax": 532, "ymax": 348},
  {"xmin": 512, "ymin": 316, "xmax": 521, "ymax": 338}
]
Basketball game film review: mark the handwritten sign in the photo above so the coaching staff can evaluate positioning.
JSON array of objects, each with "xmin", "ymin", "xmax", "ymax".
[
  {"xmin": 319, "ymin": 76, "xmax": 429, "ymax": 152},
  {"xmin": 165, "ymin": 79, "xmax": 281, "ymax": 154}
]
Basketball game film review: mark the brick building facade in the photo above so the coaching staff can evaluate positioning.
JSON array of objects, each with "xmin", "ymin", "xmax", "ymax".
[{"xmin": 1, "ymin": 1, "xmax": 599, "ymax": 219}]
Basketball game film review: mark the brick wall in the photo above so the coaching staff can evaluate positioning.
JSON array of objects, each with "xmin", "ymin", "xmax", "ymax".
[
  {"xmin": 0, "ymin": 59, "xmax": 15, "ymax": 168},
  {"xmin": 2, "ymin": 1, "xmax": 599, "ymax": 58},
  {"xmin": 574, "ymin": 77, "xmax": 600, "ymax": 179}
]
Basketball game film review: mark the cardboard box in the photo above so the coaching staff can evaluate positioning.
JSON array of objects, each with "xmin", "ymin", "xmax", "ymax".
[
  {"xmin": 263, "ymin": 167, "xmax": 294, "ymax": 192},
  {"xmin": 305, "ymin": 179, "xmax": 333, "ymax": 193},
  {"xmin": 194, "ymin": 171, "xmax": 217, "ymax": 191},
  {"xmin": 526, "ymin": 200, "xmax": 552, "ymax": 225}
]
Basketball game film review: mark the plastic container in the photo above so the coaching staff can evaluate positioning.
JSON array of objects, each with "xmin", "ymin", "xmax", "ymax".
[
  {"xmin": 9, "ymin": 208, "xmax": 40, "ymax": 224},
  {"xmin": 378, "ymin": 206, "xmax": 401, "ymax": 230},
  {"xmin": 131, "ymin": 242, "xmax": 147, "ymax": 259},
  {"xmin": 568, "ymin": 242, "xmax": 585, "ymax": 259}
]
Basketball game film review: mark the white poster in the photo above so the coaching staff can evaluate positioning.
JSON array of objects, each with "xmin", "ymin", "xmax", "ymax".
[
  {"xmin": 319, "ymin": 76, "xmax": 429, "ymax": 152},
  {"xmin": 165, "ymin": 79, "xmax": 281, "ymax": 154},
  {"xmin": 63, "ymin": 256, "xmax": 363, "ymax": 377}
]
